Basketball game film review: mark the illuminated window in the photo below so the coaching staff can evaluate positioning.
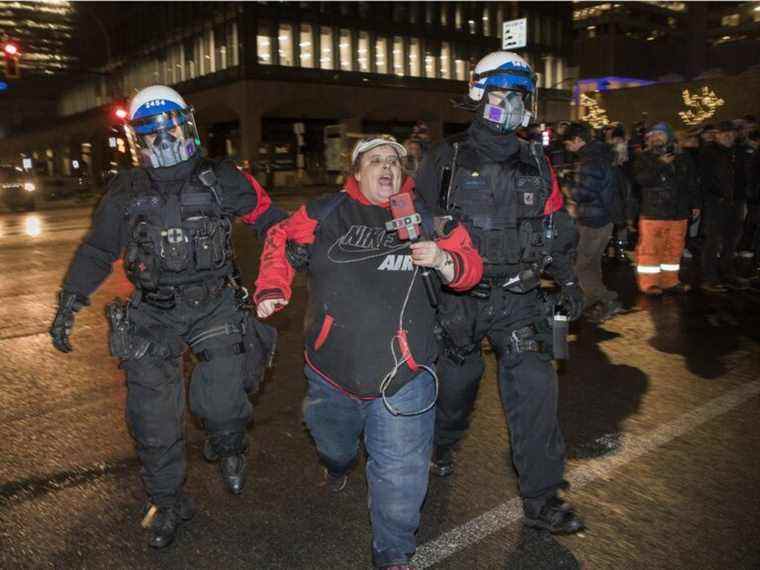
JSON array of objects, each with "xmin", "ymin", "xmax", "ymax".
[
  {"xmin": 482, "ymin": 6, "xmax": 491, "ymax": 36},
  {"xmin": 216, "ymin": 23, "xmax": 229, "ymax": 70},
  {"xmin": 425, "ymin": 47, "xmax": 436, "ymax": 79},
  {"xmin": 455, "ymin": 4, "xmax": 463, "ymax": 30},
  {"xmin": 425, "ymin": 4, "xmax": 433, "ymax": 24},
  {"xmin": 278, "ymin": 23, "xmax": 294, "ymax": 66},
  {"xmin": 543, "ymin": 56, "xmax": 553, "ymax": 88},
  {"xmin": 393, "ymin": 36, "xmax": 404, "ymax": 76},
  {"xmin": 339, "ymin": 29, "xmax": 352, "ymax": 71},
  {"xmin": 409, "ymin": 38, "xmax": 421, "ymax": 76},
  {"xmin": 440, "ymin": 4, "xmax": 449, "ymax": 27},
  {"xmin": 375, "ymin": 36, "xmax": 388, "ymax": 74},
  {"xmin": 468, "ymin": 18, "xmax": 477, "ymax": 34},
  {"xmin": 300, "ymin": 24, "xmax": 314, "ymax": 68},
  {"xmin": 257, "ymin": 22, "xmax": 271, "ymax": 65},
  {"xmin": 440, "ymin": 42, "xmax": 451, "ymax": 79},
  {"xmin": 227, "ymin": 21, "xmax": 239, "ymax": 67},
  {"xmin": 358, "ymin": 31, "xmax": 370, "ymax": 72},
  {"xmin": 320, "ymin": 27, "xmax": 334, "ymax": 69},
  {"xmin": 721, "ymin": 14, "xmax": 740, "ymax": 26},
  {"xmin": 184, "ymin": 40, "xmax": 195, "ymax": 80},
  {"xmin": 454, "ymin": 46, "xmax": 466, "ymax": 82}
]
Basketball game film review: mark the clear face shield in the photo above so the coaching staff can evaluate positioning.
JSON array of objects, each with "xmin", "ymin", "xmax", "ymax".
[
  {"xmin": 481, "ymin": 88, "xmax": 535, "ymax": 134},
  {"xmin": 125, "ymin": 108, "xmax": 200, "ymax": 168}
]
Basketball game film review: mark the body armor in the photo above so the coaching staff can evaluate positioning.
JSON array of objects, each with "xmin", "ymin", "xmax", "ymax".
[
  {"xmin": 122, "ymin": 162, "xmax": 235, "ymax": 290},
  {"xmin": 444, "ymin": 139, "xmax": 553, "ymax": 279}
]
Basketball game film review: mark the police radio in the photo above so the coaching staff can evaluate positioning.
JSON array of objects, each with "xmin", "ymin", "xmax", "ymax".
[{"xmin": 386, "ymin": 193, "xmax": 438, "ymax": 307}]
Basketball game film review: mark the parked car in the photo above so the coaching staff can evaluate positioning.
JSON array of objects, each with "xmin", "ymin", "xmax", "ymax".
[{"xmin": 0, "ymin": 165, "xmax": 37, "ymax": 211}]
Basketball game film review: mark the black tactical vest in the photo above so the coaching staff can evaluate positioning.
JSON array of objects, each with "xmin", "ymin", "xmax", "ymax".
[
  {"xmin": 445, "ymin": 139, "xmax": 552, "ymax": 277},
  {"xmin": 122, "ymin": 162, "xmax": 234, "ymax": 289}
]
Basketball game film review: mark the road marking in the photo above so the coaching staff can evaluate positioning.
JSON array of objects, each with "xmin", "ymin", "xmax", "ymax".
[{"xmin": 413, "ymin": 379, "xmax": 760, "ymax": 568}]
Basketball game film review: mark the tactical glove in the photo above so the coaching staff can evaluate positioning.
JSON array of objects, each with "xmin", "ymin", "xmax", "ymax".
[
  {"xmin": 559, "ymin": 282, "xmax": 584, "ymax": 321},
  {"xmin": 50, "ymin": 290, "xmax": 89, "ymax": 353}
]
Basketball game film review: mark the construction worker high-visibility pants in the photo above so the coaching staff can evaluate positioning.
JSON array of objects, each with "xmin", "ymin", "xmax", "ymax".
[{"xmin": 635, "ymin": 218, "xmax": 688, "ymax": 292}]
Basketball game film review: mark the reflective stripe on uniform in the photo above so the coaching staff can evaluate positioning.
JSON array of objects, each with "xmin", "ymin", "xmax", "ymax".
[
  {"xmin": 660, "ymin": 263, "xmax": 680, "ymax": 272},
  {"xmin": 637, "ymin": 265, "xmax": 661, "ymax": 274}
]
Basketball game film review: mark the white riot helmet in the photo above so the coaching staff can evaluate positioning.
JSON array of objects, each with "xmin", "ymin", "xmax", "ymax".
[
  {"xmin": 124, "ymin": 85, "xmax": 200, "ymax": 168},
  {"xmin": 468, "ymin": 51, "xmax": 537, "ymax": 133}
]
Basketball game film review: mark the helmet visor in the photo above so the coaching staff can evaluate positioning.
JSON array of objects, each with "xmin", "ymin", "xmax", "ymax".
[{"xmin": 124, "ymin": 108, "xmax": 200, "ymax": 168}]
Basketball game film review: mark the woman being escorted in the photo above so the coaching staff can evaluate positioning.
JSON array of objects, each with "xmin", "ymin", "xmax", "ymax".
[{"xmin": 255, "ymin": 137, "xmax": 483, "ymax": 569}]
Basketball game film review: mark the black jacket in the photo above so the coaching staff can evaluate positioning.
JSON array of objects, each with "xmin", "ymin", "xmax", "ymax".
[
  {"xmin": 633, "ymin": 150, "xmax": 700, "ymax": 220},
  {"xmin": 699, "ymin": 143, "xmax": 743, "ymax": 204},
  {"xmin": 570, "ymin": 140, "xmax": 621, "ymax": 228}
]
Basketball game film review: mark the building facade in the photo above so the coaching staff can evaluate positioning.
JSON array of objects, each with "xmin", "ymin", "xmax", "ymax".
[{"xmin": 0, "ymin": 2, "xmax": 574, "ymax": 187}]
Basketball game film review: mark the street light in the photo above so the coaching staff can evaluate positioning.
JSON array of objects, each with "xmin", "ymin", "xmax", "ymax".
[{"xmin": 3, "ymin": 42, "xmax": 18, "ymax": 56}]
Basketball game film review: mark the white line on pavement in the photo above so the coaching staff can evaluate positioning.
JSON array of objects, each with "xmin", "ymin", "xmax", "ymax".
[{"xmin": 413, "ymin": 379, "xmax": 760, "ymax": 568}]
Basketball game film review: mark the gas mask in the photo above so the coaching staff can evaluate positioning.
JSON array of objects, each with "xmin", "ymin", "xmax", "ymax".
[
  {"xmin": 481, "ymin": 90, "xmax": 531, "ymax": 134},
  {"xmin": 141, "ymin": 128, "xmax": 197, "ymax": 169}
]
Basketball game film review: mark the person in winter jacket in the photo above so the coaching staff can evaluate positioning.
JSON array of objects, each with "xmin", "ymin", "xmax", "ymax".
[
  {"xmin": 564, "ymin": 122, "xmax": 624, "ymax": 321},
  {"xmin": 254, "ymin": 136, "xmax": 483, "ymax": 570},
  {"xmin": 699, "ymin": 121, "xmax": 750, "ymax": 292},
  {"xmin": 632, "ymin": 122, "xmax": 700, "ymax": 295}
]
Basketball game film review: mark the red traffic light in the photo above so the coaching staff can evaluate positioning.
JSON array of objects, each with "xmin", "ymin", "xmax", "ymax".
[
  {"xmin": 114, "ymin": 107, "xmax": 128, "ymax": 120},
  {"xmin": 3, "ymin": 43, "xmax": 18, "ymax": 56}
]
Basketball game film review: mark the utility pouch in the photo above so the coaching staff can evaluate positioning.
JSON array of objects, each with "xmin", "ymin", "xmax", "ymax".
[
  {"xmin": 240, "ymin": 310, "xmax": 277, "ymax": 394},
  {"xmin": 195, "ymin": 234, "xmax": 213, "ymax": 270},
  {"xmin": 161, "ymin": 227, "xmax": 192, "ymax": 272},
  {"xmin": 106, "ymin": 298, "xmax": 150, "ymax": 360}
]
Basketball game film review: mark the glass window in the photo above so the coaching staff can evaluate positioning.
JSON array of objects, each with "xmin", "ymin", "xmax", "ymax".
[
  {"xmin": 440, "ymin": 42, "xmax": 451, "ymax": 79},
  {"xmin": 721, "ymin": 14, "xmax": 740, "ymax": 27},
  {"xmin": 455, "ymin": 4, "xmax": 463, "ymax": 30},
  {"xmin": 358, "ymin": 31, "xmax": 370, "ymax": 72},
  {"xmin": 339, "ymin": 29, "xmax": 352, "ymax": 70},
  {"xmin": 496, "ymin": 4, "xmax": 504, "ymax": 38},
  {"xmin": 425, "ymin": 4, "xmax": 433, "ymax": 25},
  {"xmin": 257, "ymin": 22, "xmax": 272, "ymax": 65},
  {"xmin": 409, "ymin": 38, "xmax": 421, "ymax": 77},
  {"xmin": 184, "ymin": 40, "xmax": 195, "ymax": 80},
  {"xmin": 320, "ymin": 26, "xmax": 334, "ymax": 69},
  {"xmin": 425, "ymin": 49, "xmax": 436, "ymax": 78},
  {"xmin": 215, "ymin": 23, "xmax": 229, "ymax": 70},
  {"xmin": 375, "ymin": 36, "xmax": 388, "ymax": 74},
  {"xmin": 455, "ymin": 52, "xmax": 466, "ymax": 81},
  {"xmin": 440, "ymin": 4, "xmax": 449, "ymax": 27},
  {"xmin": 300, "ymin": 23, "xmax": 314, "ymax": 68},
  {"xmin": 278, "ymin": 23, "xmax": 294, "ymax": 66},
  {"xmin": 393, "ymin": 36, "xmax": 404, "ymax": 76},
  {"xmin": 468, "ymin": 17, "xmax": 477, "ymax": 34},
  {"xmin": 482, "ymin": 5, "xmax": 491, "ymax": 36},
  {"xmin": 228, "ymin": 21, "xmax": 239, "ymax": 67},
  {"xmin": 202, "ymin": 29, "xmax": 214, "ymax": 74}
]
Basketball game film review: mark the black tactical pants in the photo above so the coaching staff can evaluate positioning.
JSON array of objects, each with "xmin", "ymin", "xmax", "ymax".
[
  {"xmin": 435, "ymin": 287, "xmax": 566, "ymax": 502},
  {"xmin": 121, "ymin": 287, "xmax": 253, "ymax": 507}
]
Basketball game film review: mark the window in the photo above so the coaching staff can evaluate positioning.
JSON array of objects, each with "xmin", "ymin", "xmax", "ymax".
[
  {"xmin": 320, "ymin": 26, "xmax": 334, "ymax": 69},
  {"xmin": 339, "ymin": 29, "xmax": 352, "ymax": 70},
  {"xmin": 409, "ymin": 38, "xmax": 421, "ymax": 76},
  {"xmin": 440, "ymin": 4, "xmax": 449, "ymax": 27},
  {"xmin": 425, "ymin": 4, "xmax": 433, "ymax": 25},
  {"xmin": 455, "ymin": 4, "xmax": 463, "ymax": 30},
  {"xmin": 375, "ymin": 36, "xmax": 388, "ymax": 74},
  {"xmin": 721, "ymin": 13, "xmax": 740, "ymax": 27},
  {"xmin": 228, "ymin": 21, "xmax": 239, "ymax": 67},
  {"xmin": 358, "ymin": 31, "xmax": 370, "ymax": 72},
  {"xmin": 257, "ymin": 22, "xmax": 272, "ymax": 65},
  {"xmin": 482, "ymin": 5, "xmax": 491, "ymax": 36},
  {"xmin": 278, "ymin": 23, "xmax": 294, "ymax": 66},
  {"xmin": 184, "ymin": 39, "xmax": 195, "ymax": 80},
  {"xmin": 542, "ymin": 55, "xmax": 553, "ymax": 88},
  {"xmin": 468, "ymin": 18, "xmax": 477, "ymax": 34},
  {"xmin": 300, "ymin": 24, "xmax": 314, "ymax": 68},
  {"xmin": 393, "ymin": 36, "xmax": 404, "ymax": 76},
  {"xmin": 216, "ymin": 23, "xmax": 229, "ymax": 70},
  {"xmin": 455, "ymin": 58, "xmax": 466, "ymax": 81},
  {"xmin": 496, "ymin": 4, "xmax": 504, "ymax": 38},
  {"xmin": 440, "ymin": 42, "xmax": 451, "ymax": 79}
]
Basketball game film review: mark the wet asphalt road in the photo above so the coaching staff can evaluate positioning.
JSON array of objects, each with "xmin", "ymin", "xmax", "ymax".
[{"xmin": 0, "ymin": 197, "xmax": 759, "ymax": 569}]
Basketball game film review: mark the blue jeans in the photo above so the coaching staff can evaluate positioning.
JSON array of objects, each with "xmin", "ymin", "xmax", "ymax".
[{"xmin": 303, "ymin": 366, "xmax": 435, "ymax": 568}]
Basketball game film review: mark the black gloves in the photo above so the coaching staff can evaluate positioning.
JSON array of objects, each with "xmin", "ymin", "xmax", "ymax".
[
  {"xmin": 50, "ymin": 290, "xmax": 89, "ymax": 353},
  {"xmin": 559, "ymin": 282, "xmax": 584, "ymax": 321}
]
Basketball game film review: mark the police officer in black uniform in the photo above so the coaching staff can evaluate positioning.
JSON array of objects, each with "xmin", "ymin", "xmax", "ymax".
[
  {"xmin": 414, "ymin": 52, "xmax": 585, "ymax": 534},
  {"xmin": 49, "ymin": 85, "xmax": 283, "ymax": 548}
]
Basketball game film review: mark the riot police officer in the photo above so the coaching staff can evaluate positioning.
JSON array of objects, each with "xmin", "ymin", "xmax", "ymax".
[
  {"xmin": 414, "ymin": 52, "xmax": 585, "ymax": 534},
  {"xmin": 49, "ymin": 85, "xmax": 284, "ymax": 548}
]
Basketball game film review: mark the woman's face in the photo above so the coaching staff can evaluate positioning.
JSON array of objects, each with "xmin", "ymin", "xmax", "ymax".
[{"xmin": 354, "ymin": 144, "xmax": 402, "ymax": 205}]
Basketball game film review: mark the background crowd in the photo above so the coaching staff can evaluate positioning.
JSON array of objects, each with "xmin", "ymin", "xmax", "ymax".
[{"xmin": 542, "ymin": 115, "xmax": 760, "ymax": 323}]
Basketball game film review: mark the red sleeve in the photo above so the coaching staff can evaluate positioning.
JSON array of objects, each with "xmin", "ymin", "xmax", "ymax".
[
  {"xmin": 543, "ymin": 157, "xmax": 565, "ymax": 215},
  {"xmin": 253, "ymin": 205, "xmax": 318, "ymax": 306},
  {"xmin": 436, "ymin": 224, "xmax": 484, "ymax": 292},
  {"xmin": 239, "ymin": 172, "xmax": 273, "ymax": 224}
]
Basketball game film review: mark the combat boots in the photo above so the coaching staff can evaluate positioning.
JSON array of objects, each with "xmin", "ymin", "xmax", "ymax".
[
  {"xmin": 144, "ymin": 494, "xmax": 195, "ymax": 549},
  {"xmin": 220, "ymin": 452, "xmax": 248, "ymax": 495},
  {"xmin": 429, "ymin": 445, "xmax": 455, "ymax": 477},
  {"xmin": 523, "ymin": 494, "xmax": 585, "ymax": 535}
]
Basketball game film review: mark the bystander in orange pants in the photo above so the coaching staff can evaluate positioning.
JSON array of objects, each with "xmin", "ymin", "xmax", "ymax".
[{"xmin": 635, "ymin": 218, "xmax": 688, "ymax": 294}]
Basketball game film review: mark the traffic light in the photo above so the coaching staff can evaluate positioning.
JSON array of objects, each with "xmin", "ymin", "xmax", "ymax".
[{"xmin": 3, "ymin": 42, "xmax": 20, "ymax": 79}]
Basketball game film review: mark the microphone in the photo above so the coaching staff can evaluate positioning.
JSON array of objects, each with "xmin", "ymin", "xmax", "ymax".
[{"xmin": 386, "ymin": 193, "xmax": 438, "ymax": 307}]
